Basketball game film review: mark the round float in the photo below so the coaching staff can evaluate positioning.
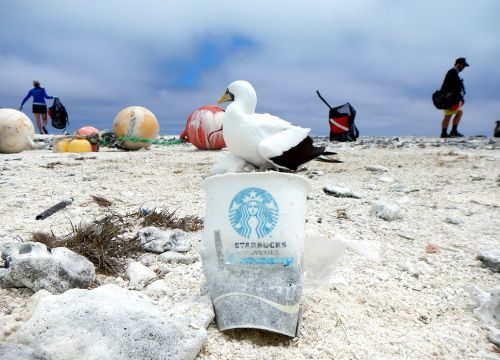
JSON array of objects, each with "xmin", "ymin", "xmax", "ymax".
[
  {"xmin": 180, "ymin": 105, "xmax": 226, "ymax": 150},
  {"xmin": 112, "ymin": 106, "xmax": 159, "ymax": 150},
  {"xmin": 0, "ymin": 109, "xmax": 35, "ymax": 154},
  {"xmin": 68, "ymin": 138, "xmax": 92, "ymax": 153}
]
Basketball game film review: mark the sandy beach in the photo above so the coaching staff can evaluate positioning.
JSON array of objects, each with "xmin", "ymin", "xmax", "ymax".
[{"xmin": 0, "ymin": 135, "xmax": 499, "ymax": 359}]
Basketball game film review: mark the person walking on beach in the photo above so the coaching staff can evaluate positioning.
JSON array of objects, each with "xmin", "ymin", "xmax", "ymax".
[
  {"xmin": 19, "ymin": 80, "xmax": 54, "ymax": 134},
  {"xmin": 439, "ymin": 58, "xmax": 469, "ymax": 138}
]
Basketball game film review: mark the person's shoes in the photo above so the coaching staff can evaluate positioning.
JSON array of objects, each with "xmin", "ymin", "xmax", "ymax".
[
  {"xmin": 449, "ymin": 131, "xmax": 463, "ymax": 138},
  {"xmin": 440, "ymin": 132, "xmax": 449, "ymax": 138},
  {"xmin": 42, "ymin": 127, "xmax": 49, "ymax": 134}
]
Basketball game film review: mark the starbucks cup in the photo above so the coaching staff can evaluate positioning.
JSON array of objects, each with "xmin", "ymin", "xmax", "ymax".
[{"xmin": 201, "ymin": 172, "xmax": 311, "ymax": 337}]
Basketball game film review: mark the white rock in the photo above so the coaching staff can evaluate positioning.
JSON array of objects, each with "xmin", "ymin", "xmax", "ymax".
[
  {"xmin": 12, "ymin": 284, "xmax": 212, "ymax": 360},
  {"xmin": 138, "ymin": 227, "xmax": 193, "ymax": 253},
  {"xmin": 445, "ymin": 216, "xmax": 463, "ymax": 225},
  {"xmin": 370, "ymin": 202, "xmax": 403, "ymax": 221},
  {"xmin": 26, "ymin": 290, "xmax": 52, "ymax": 313},
  {"xmin": 126, "ymin": 262, "xmax": 156, "ymax": 287},
  {"xmin": 2, "ymin": 242, "xmax": 95, "ymax": 294},
  {"xmin": 466, "ymin": 285, "xmax": 500, "ymax": 338},
  {"xmin": 403, "ymin": 261, "xmax": 434, "ymax": 277},
  {"xmin": 143, "ymin": 279, "xmax": 171, "ymax": 298},
  {"xmin": 159, "ymin": 252, "xmax": 199, "ymax": 265},
  {"xmin": 138, "ymin": 253, "xmax": 158, "ymax": 267}
]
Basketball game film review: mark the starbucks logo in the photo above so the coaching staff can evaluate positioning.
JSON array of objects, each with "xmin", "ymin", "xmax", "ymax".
[{"xmin": 229, "ymin": 187, "xmax": 279, "ymax": 239}]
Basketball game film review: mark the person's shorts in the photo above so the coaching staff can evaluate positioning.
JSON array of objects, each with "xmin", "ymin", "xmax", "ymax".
[
  {"xmin": 32, "ymin": 104, "xmax": 47, "ymax": 114},
  {"xmin": 444, "ymin": 101, "xmax": 463, "ymax": 116}
]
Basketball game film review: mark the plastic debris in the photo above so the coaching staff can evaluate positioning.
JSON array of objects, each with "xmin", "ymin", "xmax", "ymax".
[
  {"xmin": 35, "ymin": 197, "xmax": 74, "ymax": 220},
  {"xmin": 425, "ymin": 243, "xmax": 440, "ymax": 254}
]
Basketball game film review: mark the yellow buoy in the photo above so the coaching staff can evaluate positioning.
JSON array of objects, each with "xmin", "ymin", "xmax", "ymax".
[
  {"xmin": 68, "ymin": 138, "xmax": 92, "ymax": 153},
  {"xmin": 53, "ymin": 139, "xmax": 70, "ymax": 153},
  {"xmin": 112, "ymin": 106, "xmax": 159, "ymax": 150}
]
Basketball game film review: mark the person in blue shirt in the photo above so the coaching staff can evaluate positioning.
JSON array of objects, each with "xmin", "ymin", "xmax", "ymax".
[{"xmin": 20, "ymin": 80, "xmax": 54, "ymax": 134}]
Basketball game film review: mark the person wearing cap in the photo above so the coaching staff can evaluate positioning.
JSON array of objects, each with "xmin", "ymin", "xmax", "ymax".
[
  {"xmin": 439, "ymin": 58, "xmax": 469, "ymax": 138},
  {"xmin": 19, "ymin": 80, "xmax": 54, "ymax": 135}
]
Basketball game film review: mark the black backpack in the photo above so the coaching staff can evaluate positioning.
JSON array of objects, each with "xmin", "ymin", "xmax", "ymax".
[
  {"xmin": 432, "ymin": 90, "xmax": 454, "ymax": 110},
  {"xmin": 317, "ymin": 91, "xmax": 359, "ymax": 142},
  {"xmin": 48, "ymin": 98, "xmax": 69, "ymax": 130}
]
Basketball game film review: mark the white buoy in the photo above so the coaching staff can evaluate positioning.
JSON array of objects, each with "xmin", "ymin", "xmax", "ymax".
[{"xmin": 0, "ymin": 109, "xmax": 35, "ymax": 154}]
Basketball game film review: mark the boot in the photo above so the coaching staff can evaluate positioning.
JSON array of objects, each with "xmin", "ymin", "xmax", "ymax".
[
  {"xmin": 440, "ymin": 128, "xmax": 449, "ymax": 138},
  {"xmin": 450, "ymin": 125, "xmax": 463, "ymax": 137}
]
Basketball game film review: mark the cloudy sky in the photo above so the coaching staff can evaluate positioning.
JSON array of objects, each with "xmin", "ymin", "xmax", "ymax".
[{"xmin": 1, "ymin": 1, "xmax": 499, "ymax": 136}]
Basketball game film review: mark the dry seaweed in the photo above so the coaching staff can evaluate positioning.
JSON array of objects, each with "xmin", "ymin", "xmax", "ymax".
[
  {"xmin": 136, "ymin": 208, "xmax": 203, "ymax": 232},
  {"xmin": 40, "ymin": 162, "xmax": 61, "ymax": 169},
  {"xmin": 31, "ymin": 231, "xmax": 59, "ymax": 247},
  {"xmin": 30, "ymin": 207, "xmax": 201, "ymax": 275},
  {"xmin": 91, "ymin": 195, "xmax": 113, "ymax": 208},
  {"xmin": 40, "ymin": 161, "xmax": 79, "ymax": 169},
  {"xmin": 32, "ymin": 211, "xmax": 141, "ymax": 276}
]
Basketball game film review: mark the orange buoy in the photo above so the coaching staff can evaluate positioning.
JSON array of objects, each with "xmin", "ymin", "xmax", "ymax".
[
  {"xmin": 75, "ymin": 126, "xmax": 99, "ymax": 138},
  {"xmin": 180, "ymin": 105, "xmax": 225, "ymax": 150},
  {"xmin": 75, "ymin": 126, "xmax": 99, "ymax": 151},
  {"xmin": 112, "ymin": 106, "xmax": 159, "ymax": 150}
]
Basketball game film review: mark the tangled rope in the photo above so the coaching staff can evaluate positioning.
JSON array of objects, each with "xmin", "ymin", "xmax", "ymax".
[
  {"xmin": 51, "ymin": 133, "xmax": 186, "ymax": 150},
  {"xmin": 100, "ymin": 135, "xmax": 186, "ymax": 147}
]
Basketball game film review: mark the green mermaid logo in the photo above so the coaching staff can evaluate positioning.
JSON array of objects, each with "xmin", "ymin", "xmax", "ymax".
[{"xmin": 229, "ymin": 187, "xmax": 279, "ymax": 239}]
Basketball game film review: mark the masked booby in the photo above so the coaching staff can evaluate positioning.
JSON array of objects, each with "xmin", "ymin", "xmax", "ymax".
[{"xmin": 217, "ymin": 80, "xmax": 336, "ymax": 171}]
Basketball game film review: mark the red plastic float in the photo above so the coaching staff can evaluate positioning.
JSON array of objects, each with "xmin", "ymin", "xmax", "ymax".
[{"xmin": 180, "ymin": 105, "xmax": 226, "ymax": 150}]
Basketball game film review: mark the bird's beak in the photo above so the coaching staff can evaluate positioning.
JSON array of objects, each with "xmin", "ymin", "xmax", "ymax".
[{"xmin": 217, "ymin": 89, "xmax": 234, "ymax": 104}]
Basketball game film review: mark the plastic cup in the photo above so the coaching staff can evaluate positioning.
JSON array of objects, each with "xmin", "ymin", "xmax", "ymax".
[{"xmin": 202, "ymin": 172, "xmax": 311, "ymax": 337}]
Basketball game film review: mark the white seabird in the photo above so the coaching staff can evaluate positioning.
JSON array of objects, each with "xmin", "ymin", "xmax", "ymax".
[{"xmin": 215, "ymin": 80, "xmax": 336, "ymax": 172}]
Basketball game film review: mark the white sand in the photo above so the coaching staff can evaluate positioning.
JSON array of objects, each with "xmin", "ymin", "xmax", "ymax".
[{"xmin": 0, "ymin": 136, "xmax": 499, "ymax": 359}]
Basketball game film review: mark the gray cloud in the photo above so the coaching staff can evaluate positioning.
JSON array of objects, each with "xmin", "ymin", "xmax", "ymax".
[{"xmin": 1, "ymin": 0, "xmax": 499, "ymax": 136}]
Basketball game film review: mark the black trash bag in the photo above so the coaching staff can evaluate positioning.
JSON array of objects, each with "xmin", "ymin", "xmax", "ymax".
[
  {"xmin": 432, "ymin": 89, "xmax": 457, "ymax": 110},
  {"xmin": 317, "ymin": 91, "xmax": 359, "ymax": 142},
  {"xmin": 48, "ymin": 97, "xmax": 69, "ymax": 130}
]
